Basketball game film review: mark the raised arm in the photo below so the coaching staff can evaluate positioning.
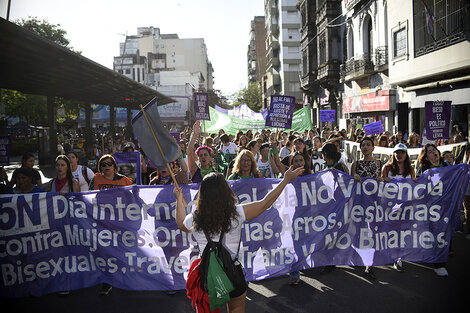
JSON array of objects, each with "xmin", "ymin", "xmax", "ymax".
[
  {"xmin": 187, "ymin": 120, "xmax": 201, "ymax": 177},
  {"xmin": 173, "ymin": 185, "xmax": 190, "ymax": 233},
  {"xmin": 242, "ymin": 166, "xmax": 304, "ymax": 220}
]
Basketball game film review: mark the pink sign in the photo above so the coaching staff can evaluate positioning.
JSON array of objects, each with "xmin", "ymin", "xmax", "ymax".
[{"xmin": 343, "ymin": 90, "xmax": 390, "ymax": 113}]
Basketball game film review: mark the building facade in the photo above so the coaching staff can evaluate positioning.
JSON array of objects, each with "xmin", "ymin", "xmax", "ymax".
[
  {"xmin": 113, "ymin": 26, "xmax": 215, "ymax": 129},
  {"xmin": 248, "ymin": 16, "xmax": 267, "ymax": 87},
  {"xmin": 387, "ymin": 0, "xmax": 470, "ymax": 136},
  {"xmin": 264, "ymin": 0, "xmax": 303, "ymax": 107},
  {"xmin": 340, "ymin": 0, "xmax": 393, "ymax": 132}
]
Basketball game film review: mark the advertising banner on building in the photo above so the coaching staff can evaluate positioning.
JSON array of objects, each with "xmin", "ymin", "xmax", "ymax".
[{"xmin": 343, "ymin": 90, "xmax": 390, "ymax": 113}]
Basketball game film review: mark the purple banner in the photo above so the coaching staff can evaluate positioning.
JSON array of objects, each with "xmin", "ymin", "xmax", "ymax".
[
  {"xmin": 319, "ymin": 110, "xmax": 336, "ymax": 122},
  {"xmin": 0, "ymin": 165, "xmax": 468, "ymax": 298},
  {"xmin": 425, "ymin": 100, "xmax": 451, "ymax": 139},
  {"xmin": 193, "ymin": 92, "xmax": 210, "ymax": 121},
  {"xmin": 265, "ymin": 95, "xmax": 295, "ymax": 129},
  {"xmin": 364, "ymin": 121, "xmax": 384, "ymax": 136},
  {"xmin": 113, "ymin": 152, "xmax": 141, "ymax": 185}
]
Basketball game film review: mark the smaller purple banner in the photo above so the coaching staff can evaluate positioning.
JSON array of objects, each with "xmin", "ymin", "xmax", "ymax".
[
  {"xmin": 425, "ymin": 101, "xmax": 451, "ymax": 139},
  {"xmin": 265, "ymin": 95, "xmax": 295, "ymax": 129},
  {"xmin": 113, "ymin": 151, "xmax": 141, "ymax": 184},
  {"xmin": 193, "ymin": 92, "xmax": 210, "ymax": 121},
  {"xmin": 319, "ymin": 110, "xmax": 336, "ymax": 122},
  {"xmin": 364, "ymin": 121, "xmax": 384, "ymax": 136}
]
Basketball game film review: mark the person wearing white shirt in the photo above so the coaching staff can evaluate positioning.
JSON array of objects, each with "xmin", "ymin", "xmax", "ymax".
[
  {"xmin": 67, "ymin": 151, "xmax": 94, "ymax": 191},
  {"xmin": 219, "ymin": 134, "xmax": 238, "ymax": 154}
]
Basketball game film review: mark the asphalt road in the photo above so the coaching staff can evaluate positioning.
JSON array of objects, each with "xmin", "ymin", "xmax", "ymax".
[{"xmin": 4, "ymin": 231, "xmax": 469, "ymax": 313}]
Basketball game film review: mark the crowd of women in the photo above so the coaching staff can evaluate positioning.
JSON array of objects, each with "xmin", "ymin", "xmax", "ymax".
[{"xmin": 1, "ymin": 123, "xmax": 469, "ymax": 311}]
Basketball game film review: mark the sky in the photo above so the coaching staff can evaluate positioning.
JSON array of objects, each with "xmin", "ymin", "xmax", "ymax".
[{"xmin": 1, "ymin": 0, "xmax": 265, "ymax": 96}]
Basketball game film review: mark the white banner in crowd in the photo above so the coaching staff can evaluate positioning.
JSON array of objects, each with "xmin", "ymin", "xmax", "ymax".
[{"xmin": 343, "ymin": 141, "xmax": 467, "ymax": 169}]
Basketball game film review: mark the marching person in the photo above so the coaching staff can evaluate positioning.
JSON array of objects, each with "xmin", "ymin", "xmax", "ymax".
[
  {"xmin": 44, "ymin": 155, "xmax": 80, "ymax": 195},
  {"xmin": 173, "ymin": 166, "xmax": 304, "ymax": 313},
  {"xmin": 67, "ymin": 151, "xmax": 94, "ymax": 191},
  {"xmin": 88, "ymin": 154, "xmax": 133, "ymax": 295},
  {"xmin": 227, "ymin": 150, "xmax": 263, "ymax": 180},
  {"xmin": 416, "ymin": 143, "xmax": 452, "ymax": 277},
  {"xmin": 5, "ymin": 167, "xmax": 45, "ymax": 194},
  {"xmin": 381, "ymin": 143, "xmax": 416, "ymax": 272},
  {"xmin": 187, "ymin": 120, "xmax": 217, "ymax": 183}
]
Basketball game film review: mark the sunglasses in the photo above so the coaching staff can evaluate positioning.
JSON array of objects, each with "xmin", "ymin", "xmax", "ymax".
[{"xmin": 101, "ymin": 161, "xmax": 114, "ymax": 168}]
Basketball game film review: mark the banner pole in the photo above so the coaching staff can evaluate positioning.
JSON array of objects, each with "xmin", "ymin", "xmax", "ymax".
[{"xmin": 139, "ymin": 104, "xmax": 187, "ymax": 206}]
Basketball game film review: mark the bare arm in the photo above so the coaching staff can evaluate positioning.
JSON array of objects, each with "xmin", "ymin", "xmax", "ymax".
[
  {"xmin": 173, "ymin": 185, "xmax": 190, "ymax": 232},
  {"xmin": 187, "ymin": 120, "xmax": 201, "ymax": 177},
  {"xmin": 242, "ymin": 166, "xmax": 304, "ymax": 221}
]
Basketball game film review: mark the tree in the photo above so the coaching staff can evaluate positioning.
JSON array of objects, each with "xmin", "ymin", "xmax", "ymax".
[{"xmin": 231, "ymin": 82, "xmax": 263, "ymax": 112}]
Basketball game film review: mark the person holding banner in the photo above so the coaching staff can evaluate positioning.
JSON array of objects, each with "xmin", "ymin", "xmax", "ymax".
[
  {"xmin": 44, "ymin": 155, "xmax": 80, "ymax": 194},
  {"xmin": 416, "ymin": 143, "xmax": 452, "ymax": 277},
  {"xmin": 67, "ymin": 151, "xmax": 94, "ymax": 191},
  {"xmin": 319, "ymin": 143, "xmax": 349, "ymax": 174},
  {"xmin": 89, "ymin": 155, "xmax": 133, "ymax": 191},
  {"xmin": 381, "ymin": 143, "xmax": 416, "ymax": 272},
  {"xmin": 88, "ymin": 154, "xmax": 133, "ymax": 295},
  {"xmin": 350, "ymin": 137, "xmax": 383, "ymax": 279},
  {"xmin": 288, "ymin": 151, "xmax": 312, "ymax": 285},
  {"xmin": 187, "ymin": 120, "xmax": 217, "ymax": 183},
  {"xmin": 173, "ymin": 166, "xmax": 304, "ymax": 313}
]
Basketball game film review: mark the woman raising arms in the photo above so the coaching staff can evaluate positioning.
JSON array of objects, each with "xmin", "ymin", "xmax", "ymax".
[
  {"xmin": 174, "ymin": 166, "xmax": 304, "ymax": 313},
  {"xmin": 187, "ymin": 120, "xmax": 216, "ymax": 183}
]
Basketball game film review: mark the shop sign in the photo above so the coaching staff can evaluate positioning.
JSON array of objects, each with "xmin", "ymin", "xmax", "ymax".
[{"xmin": 343, "ymin": 90, "xmax": 390, "ymax": 113}]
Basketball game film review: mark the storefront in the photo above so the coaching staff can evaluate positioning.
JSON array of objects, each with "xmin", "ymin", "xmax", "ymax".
[
  {"xmin": 406, "ymin": 81, "xmax": 470, "ymax": 138},
  {"xmin": 342, "ymin": 89, "xmax": 396, "ymax": 132}
]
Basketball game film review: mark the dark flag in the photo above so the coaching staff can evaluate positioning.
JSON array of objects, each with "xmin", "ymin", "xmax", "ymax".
[
  {"xmin": 421, "ymin": 0, "xmax": 435, "ymax": 37},
  {"xmin": 132, "ymin": 97, "xmax": 182, "ymax": 167}
]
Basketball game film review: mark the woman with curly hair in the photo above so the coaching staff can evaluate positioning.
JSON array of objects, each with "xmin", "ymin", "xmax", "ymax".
[
  {"xmin": 228, "ymin": 150, "xmax": 262, "ymax": 180},
  {"xmin": 174, "ymin": 166, "xmax": 304, "ymax": 313}
]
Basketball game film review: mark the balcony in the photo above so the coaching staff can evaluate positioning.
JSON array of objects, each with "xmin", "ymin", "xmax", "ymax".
[
  {"xmin": 374, "ymin": 46, "xmax": 388, "ymax": 72},
  {"xmin": 341, "ymin": 53, "xmax": 375, "ymax": 81}
]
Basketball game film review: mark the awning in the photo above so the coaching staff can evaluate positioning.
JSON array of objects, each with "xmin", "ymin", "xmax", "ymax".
[{"xmin": 0, "ymin": 18, "xmax": 174, "ymax": 108}]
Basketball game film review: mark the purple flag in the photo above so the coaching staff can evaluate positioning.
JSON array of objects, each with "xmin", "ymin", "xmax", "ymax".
[{"xmin": 132, "ymin": 97, "xmax": 181, "ymax": 167}]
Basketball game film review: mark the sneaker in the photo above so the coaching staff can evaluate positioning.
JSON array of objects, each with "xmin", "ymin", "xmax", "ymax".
[
  {"xmin": 393, "ymin": 261, "xmax": 404, "ymax": 272},
  {"xmin": 57, "ymin": 290, "xmax": 70, "ymax": 296},
  {"xmin": 289, "ymin": 278, "xmax": 300, "ymax": 285},
  {"xmin": 434, "ymin": 267, "xmax": 448, "ymax": 277},
  {"xmin": 364, "ymin": 267, "xmax": 376, "ymax": 280},
  {"xmin": 99, "ymin": 283, "xmax": 113, "ymax": 295}
]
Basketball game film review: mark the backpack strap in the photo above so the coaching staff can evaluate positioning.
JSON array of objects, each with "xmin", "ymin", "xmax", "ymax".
[
  {"xmin": 82, "ymin": 166, "xmax": 91, "ymax": 185},
  {"xmin": 204, "ymin": 230, "xmax": 242, "ymax": 263}
]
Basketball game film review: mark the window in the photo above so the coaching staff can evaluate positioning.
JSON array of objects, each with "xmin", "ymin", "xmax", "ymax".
[
  {"xmin": 413, "ymin": 0, "xmax": 470, "ymax": 57},
  {"xmin": 392, "ymin": 22, "xmax": 408, "ymax": 60}
]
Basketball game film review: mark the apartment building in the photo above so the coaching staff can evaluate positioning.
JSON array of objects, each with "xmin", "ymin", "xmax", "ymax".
[
  {"xmin": 264, "ymin": 0, "xmax": 303, "ymax": 107},
  {"xmin": 248, "ymin": 16, "xmax": 267, "ymax": 87}
]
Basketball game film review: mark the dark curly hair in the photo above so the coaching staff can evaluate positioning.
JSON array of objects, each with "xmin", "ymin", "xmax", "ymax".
[{"xmin": 193, "ymin": 172, "xmax": 239, "ymax": 236}]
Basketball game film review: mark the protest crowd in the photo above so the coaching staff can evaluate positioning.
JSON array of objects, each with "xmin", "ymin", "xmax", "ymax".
[{"xmin": 1, "ymin": 121, "xmax": 469, "ymax": 310}]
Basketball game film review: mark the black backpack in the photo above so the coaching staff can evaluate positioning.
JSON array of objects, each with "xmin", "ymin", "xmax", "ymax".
[{"xmin": 199, "ymin": 231, "xmax": 243, "ymax": 293}]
